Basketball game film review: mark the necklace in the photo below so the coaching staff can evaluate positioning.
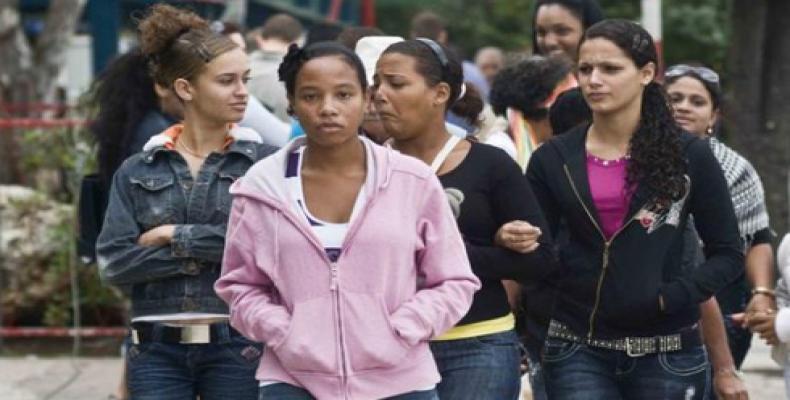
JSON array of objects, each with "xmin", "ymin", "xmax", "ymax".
[{"xmin": 177, "ymin": 139, "xmax": 210, "ymax": 159}]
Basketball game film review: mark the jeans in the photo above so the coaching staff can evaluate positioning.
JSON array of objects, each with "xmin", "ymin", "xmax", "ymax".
[
  {"xmin": 257, "ymin": 383, "xmax": 439, "ymax": 399},
  {"xmin": 429, "ymin": 329, "xmax": 521, "ymax": 400},
  {"xmin": 126, "ymin": 323, "xmax": 262, "ymax": 400},
  {"xmin": 543, "ymin": 337, "xmax": 710, "ymax": 400},
  {"xmin": 525, "ymin": 346, "xmax": 548, "ymax": 400}
]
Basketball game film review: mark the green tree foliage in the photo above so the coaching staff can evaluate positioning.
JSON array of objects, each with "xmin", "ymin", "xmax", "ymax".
[{"xmin": 376, "ymin": 0, "xmax": 729, "ymax": 71}]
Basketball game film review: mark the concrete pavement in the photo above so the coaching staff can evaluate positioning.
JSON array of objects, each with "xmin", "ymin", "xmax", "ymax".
[{"xmin": 0, "ymin": 336, "xmax": 786, "ymax": 399}]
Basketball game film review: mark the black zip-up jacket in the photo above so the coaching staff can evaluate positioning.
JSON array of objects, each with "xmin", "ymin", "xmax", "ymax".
[{"xmin": 527, "ymin": 125, "xmax": 743, "ymax": 339}]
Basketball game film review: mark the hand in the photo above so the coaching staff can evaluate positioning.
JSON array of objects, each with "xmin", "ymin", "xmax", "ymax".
[
  {"xmin": 713, "ymin": 368, "xmax": 749, "ymax": 400},
  {"xmin": 731, "ymin": 312, "xmax": 747, "ymax": 328},
  {"xmin": 138, "ymin": 225, "xmax": 176, "ymax": 247},
  {"xmin": 495, "ymin": 220, "xmax": 542, "ymax": 253},
  {"xmin": 746, "ymin": 311, "xmax": 779, "ymax": 345},
  {"xmin": 745, "ymin": 293, "xmax": 776, "ymax": 318}
]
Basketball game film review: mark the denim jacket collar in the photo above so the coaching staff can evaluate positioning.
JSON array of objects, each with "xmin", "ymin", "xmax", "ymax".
[{"xmin": 141, "ymin": 125, "xmax": 263, "ymax": 164}]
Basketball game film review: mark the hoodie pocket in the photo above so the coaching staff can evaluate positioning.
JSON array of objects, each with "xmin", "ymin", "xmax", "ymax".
[
  {"xmin": 273, "ymin": 296, "xmax": 339, "ymax": 374},
  {"xmin": 342, "ymin": 292, "xmax": 411, "ymax": 373}
]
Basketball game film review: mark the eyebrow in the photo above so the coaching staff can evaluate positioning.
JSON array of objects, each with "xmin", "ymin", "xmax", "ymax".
[
  {"xmin": 217, "ymin": 69, "xmax": 251, "ymax": 78},
  {"xmin": 296, "ymin": 82, "xmax": 360, "ymax": 91}
]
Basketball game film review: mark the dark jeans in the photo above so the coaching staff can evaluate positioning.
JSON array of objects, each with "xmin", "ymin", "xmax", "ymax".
[
  {"xmin": 543, "ymin": 337, "xmax": 710, "ymax": 400},
  {"xmin": 429, "ymin": 330, "xmax": 521, "ymax": 400},
  {"xmin": 257, "ymin": 383, "xmax": 439, "ymax": 399},
  {"xmin": 525, "ymin": 346, "xmax": 548, "ymax": 400},
  {"xmin": 126, "ymin": 323, "xmax": 262, "ymax": 400}
]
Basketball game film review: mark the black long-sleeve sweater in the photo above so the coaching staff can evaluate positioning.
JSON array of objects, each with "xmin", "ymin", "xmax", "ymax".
[{"xmin": 439, "ymin": 141, "xmax": 557, "ymax": 326}]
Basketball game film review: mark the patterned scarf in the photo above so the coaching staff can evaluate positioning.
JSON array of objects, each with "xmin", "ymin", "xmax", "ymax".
[
  {"xmin": 506, "ymin": 108, "xmax": 540, "ymax": 171},
  {"xmin": 709, "ymin": 137, "xmax": 771, "ymax": 247}
]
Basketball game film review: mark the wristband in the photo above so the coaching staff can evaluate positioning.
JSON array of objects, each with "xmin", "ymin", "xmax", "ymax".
[
  {"xmin": 752, "ymin": 286, "xmax": 776, "ymax": 298},
  {"xmin": 714, "ymin": 367, "xmax": 743, "ymax": 381}
]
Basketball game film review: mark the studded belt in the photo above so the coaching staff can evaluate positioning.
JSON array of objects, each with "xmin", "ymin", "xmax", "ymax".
[{"xmin": 547, "ymin": 320, "xmax": 702, "ymax": 357}]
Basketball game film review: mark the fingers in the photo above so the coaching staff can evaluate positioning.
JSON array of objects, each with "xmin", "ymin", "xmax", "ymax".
[
  {"xmin": 503, "ymin": 220, "xmax": 542, "ymax": 236},
  {"xmin": 730, "ymin": 313, "xmax": 747, "ymax": 328},
  {"xmin": 510, "ymin": 241, "xmax": 541, "ymax": 254}
]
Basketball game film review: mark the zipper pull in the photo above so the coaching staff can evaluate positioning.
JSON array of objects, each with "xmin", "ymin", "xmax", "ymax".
[{"xmin": 330, "ymin": 263, "xmax": 339, "ymax": 291}]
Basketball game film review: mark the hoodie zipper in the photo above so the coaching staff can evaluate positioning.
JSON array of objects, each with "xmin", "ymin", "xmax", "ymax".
[
  {"xmin": 563, "ymin": 165, "xmax": 638, "ymax": 340},
  {"xmin": 329, "ymin": 262, "xmax": 349, "ymax": 398}
]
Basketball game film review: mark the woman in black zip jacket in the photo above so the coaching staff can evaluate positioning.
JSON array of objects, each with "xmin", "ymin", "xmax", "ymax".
[{"xmin": 521, "ymin": 20, "xmax": 743, "ymax": 399}]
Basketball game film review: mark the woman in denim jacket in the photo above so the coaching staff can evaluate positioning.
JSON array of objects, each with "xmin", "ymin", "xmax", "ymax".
[{"xmin": 95, "ymin": 5, "xmax": 276, "ymax": 399}]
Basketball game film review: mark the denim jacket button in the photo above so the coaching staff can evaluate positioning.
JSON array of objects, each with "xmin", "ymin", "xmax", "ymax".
[
  {"xmin": 183, "ymin": 298, "xmax": 198, "ymax": 311},
  {"xmin": 184, "ymin": 261, "xmax": 199, "ymax": 275},
  {"xmin": 182, "ymin": 182, "xmax": 192, "ymax": 191}
]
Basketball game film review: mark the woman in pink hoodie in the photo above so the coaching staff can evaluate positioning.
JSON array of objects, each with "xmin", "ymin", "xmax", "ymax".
[{"xmin": 214, "ymin": 42, "xmax": 480, "ymax": 400}]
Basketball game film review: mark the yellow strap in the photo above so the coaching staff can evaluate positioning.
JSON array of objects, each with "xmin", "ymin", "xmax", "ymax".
[{"xmin": 433, "ymin": 313, "xmax": 515, "ymax": 341}]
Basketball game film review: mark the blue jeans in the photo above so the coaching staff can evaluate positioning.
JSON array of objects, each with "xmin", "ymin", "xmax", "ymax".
[
  {"xmin": 429, "ymin": 330, "xmax": 521, "ymax": 400},
  {"xmin": 126, "ymin": 323, "xmax": 262, "ymax": 400},
  {"xmin": 525, "ymin": 346, "xmax": 548, "ymax": 400},
  {"xmin": 543, "ymin": 337, "xmax": 710, "ymax": 400},
  {"xmin": 258, "ymin": 383, "xmax": 439, "ymax": 399}
]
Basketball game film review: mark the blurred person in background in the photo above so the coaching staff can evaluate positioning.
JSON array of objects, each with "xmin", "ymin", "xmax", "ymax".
[
  {"xmin": 666, "ymin": 63, "xmax": 774, "ymax": 399},
  {"xmin": 475, "ymin": 46, "xmax": 505, "ymax": 86},
  {"xmin": 748, "ymin": 234, "xmax": 789, "ymax": 396},
  {"xmin": 532, "ymin": 0, "xmax": 604, "ymax": 62},
  {"xmin": 248, "ymin": 13, "xmax": 303, "ymax": 123},
  {"xmin": 488, "ymin": 55, "xmax": 575, "ymax": 169}
]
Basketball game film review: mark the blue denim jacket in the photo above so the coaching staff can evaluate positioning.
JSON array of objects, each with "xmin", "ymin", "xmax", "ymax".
[{"xmin": 96, "ymin": 136, "xmax": 277, "ymax": 318}]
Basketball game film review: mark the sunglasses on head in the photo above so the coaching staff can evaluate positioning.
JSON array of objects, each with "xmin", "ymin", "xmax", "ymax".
[{"xmin": 665, "ymin": 64, "xmax": 720, "ymax": 84}]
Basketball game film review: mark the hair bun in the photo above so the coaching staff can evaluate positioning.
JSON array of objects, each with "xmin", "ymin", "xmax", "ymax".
[
  {"xmin": 278, "ymin": 43, "xmax": 304, "ymax": 82},
  {"xmin": 138, "ymin": 4, "xmax": 209, "ymax": 57}
]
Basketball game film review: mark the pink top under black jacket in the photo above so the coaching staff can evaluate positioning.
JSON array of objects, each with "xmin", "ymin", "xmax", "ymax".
[{"xmin": 214, "ymin": 136, "xmax": 480, "ymax": 400}]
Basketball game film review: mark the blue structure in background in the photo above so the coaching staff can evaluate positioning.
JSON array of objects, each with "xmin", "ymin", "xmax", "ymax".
[{"xmin": 19, "ymin": 0, "xmax": 362, "ymax": 75}]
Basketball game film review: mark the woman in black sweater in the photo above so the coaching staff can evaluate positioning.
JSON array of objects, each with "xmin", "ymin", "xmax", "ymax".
[
  {"xmin": 514, "ymin": 20, "xmax": 743, "ymax": 399},
  {"xmin": 373, "ymin": 39, "xmax": 557, "ymax": 400}
]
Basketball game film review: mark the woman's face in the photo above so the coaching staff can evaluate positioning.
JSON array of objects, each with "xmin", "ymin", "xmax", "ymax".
[
  {"xmin": 373, "ymin": 52, "xmax": 449, "ymax": 140},
  {"xmin": 290, "ymin": 55, "xmax": 366, "ymax": 148},
  {"xmin": 179, "ymin": 47, "xmax": 250, "ymax": 124},
  {"xmin": 535, "ymin": 4, "xmax": 585, "ymax": 60},
  {"xmin": 361, "ymin": 90, "xmax": 390, "ymax": 144},
  {"xmin": 666, "ymin": 76, "xmax": 717, "ymax": 136},
  {"xmin": 577, "ymin": 38, "xmax": 654, "ymax": 116}
]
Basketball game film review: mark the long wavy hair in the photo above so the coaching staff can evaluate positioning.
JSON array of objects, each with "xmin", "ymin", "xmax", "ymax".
[
  {"xmin": 582, "ymin": 20, "xmax": 687, "ymax": 205},
  {"xmin": 88, "ymin": 49, "xmax": 159, "ymax": 184}
]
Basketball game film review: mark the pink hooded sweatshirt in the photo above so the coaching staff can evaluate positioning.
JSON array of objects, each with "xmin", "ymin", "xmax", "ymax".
[{"xmin": 215, "ymin": 136, "xmax": 480, "ymax": 399}]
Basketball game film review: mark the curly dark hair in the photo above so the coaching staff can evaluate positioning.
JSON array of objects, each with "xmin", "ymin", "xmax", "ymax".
[
  {"xmin": 489, "ymin": 55, "xmax": 571, "ymax": 119},
  {"xmin": 278, "ymin": 42, "xmax": 368, "ymax": 99},
  {"xmin": 582, "ymin": 19, "xmax": 686, "ymax": 205},
  {"xmin": 138, "ymin": 4, "xmax": 237, "ymax": 89},
  {"xmin": 88, "ymin": 49, "xmax": 159, "ymax": 184}
]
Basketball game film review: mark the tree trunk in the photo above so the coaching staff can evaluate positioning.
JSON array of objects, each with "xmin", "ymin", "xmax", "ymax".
[
  {"xmin": 725, "ymin": 0, "xmax": 790, "ymax": 238},
  {"xmin": 0, "ymin": 0, "xmax": 86, "ymax": 184}
]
